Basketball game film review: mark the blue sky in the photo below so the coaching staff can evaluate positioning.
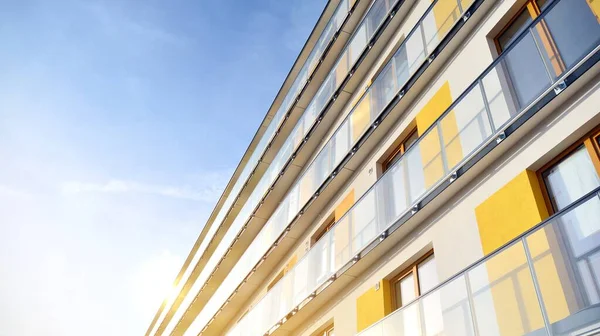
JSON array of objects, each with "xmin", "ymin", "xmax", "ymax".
[{"xmin": 0, "ymin": 0, "xmax": 326, "ymax": 334}]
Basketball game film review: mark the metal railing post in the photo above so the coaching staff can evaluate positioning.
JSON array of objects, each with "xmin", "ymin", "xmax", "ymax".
[
  {"xmin": 522, "ymin": 237, "xmax": 553, "ymax": 336},
  {"xmin": 464, "ymin": 274, "xmax": 481, "ymax": 336}
]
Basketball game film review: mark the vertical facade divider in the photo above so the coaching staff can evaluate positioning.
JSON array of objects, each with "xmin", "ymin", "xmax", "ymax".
[
  {"xmin": 463, "ymin": 274, "xmax": 481, "ymax": 336},
  {"xmin": 522, "ymin": 237, "xmax": 553, "ymax": 336}
]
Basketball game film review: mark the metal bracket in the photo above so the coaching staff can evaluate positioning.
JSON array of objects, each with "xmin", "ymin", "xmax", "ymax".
[{"xmin": 554, "ymin": 80, "xmax": 567, "ymax": 95}]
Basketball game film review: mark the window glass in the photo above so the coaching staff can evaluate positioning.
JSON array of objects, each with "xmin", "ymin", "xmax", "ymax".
[
  {"xmin": 392, "ymin": 253, "xmax": 438, "ymax": 310},
  {"xmin": 417, "ymin": 255, "xmax": 439, "ymax": 293},
  {"xmin": 543, "ymin": 145, "xmax": 600, "ymax": 211},
  {"xmin": 497, "ymin": 10, "xmax": 533, "ymax": 51},
  {"xmin": 395, "ymin": 273, "xmax": 416, "ymax": 307},
  {"xmin": 541, "ymin": 0, "xmax": 600, "ymax": 68},
  {"xmin": 543, "ymin": 145, "xmax": 600, "ymax": 256},
  {"xmin": 384, "ymin": 129, "xmax": 419, "ymax": 172},
  {"xmin": 404, "ymin": 130, "xmax": 419, "ymax": 151}
]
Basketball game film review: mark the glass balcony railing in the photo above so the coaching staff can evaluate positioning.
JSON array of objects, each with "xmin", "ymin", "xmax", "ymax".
[
  {"xmin": 359, "ymin": 187, "xmax": 600, "ymax": 336},
  {"xmin": 223, "ymin": 0, "xmax": 600, "ymax": 335},
  {"xmin": 217, "ymin": 0, "xmax": 478, "ymax": 335},
  {"xmin": 148, "ymin": 1, "xmax": 354, "ymax": 334},
  {"xmin": 168, "ymin": 0, "xmax": 407, "ymax": 334}
]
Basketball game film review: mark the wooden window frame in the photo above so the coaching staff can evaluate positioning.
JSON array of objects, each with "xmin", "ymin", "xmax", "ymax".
[
  {"xmin": 267, "ymin": 270, "xmax": 285, "ymax": 291},
  {"xmin": 493, "ymin": 0, "xmax": 565, "ymax": 72},
  {"xmin": 537, "ymin": 124, "xmax": 600, "ymax": 214},
  {"xmin": 314, "ymin": 324, "xmax": 334, "ymax": 336},
  {"xmin": 382, "ymin": 127, "xmax": 418, "ymax": 172},
  {"xmin": 390, "ymin": 250, "xmax": 434, "ymax": 310},
  {"xmin": 494, "ymin": 0, "xmax": 538, "ymax": 53},
  {"xmin": 313, "ymin": 215, "xmax": 336, "ymax": 245}
]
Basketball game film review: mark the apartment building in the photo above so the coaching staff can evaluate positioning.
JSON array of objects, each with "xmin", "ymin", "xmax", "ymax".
[{"xmin": 146, "ymin": 0, "xmax": 600, "ymax": 335}]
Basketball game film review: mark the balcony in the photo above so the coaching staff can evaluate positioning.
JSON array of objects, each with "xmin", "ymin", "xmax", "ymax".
[
  {"xmin": 164, "ymin": 0, "xmax": 420, "ymax": 334},
  {"xmin": 359, "ymin": 186, "xmax": 600, "ymax": 336},
  {"xmin": 185, "ymin": 0, "xmax": 490, "ymax": 334},
  {"xmin": 224, "ymin": 0, "xmax": 600, "ymax": 335}
]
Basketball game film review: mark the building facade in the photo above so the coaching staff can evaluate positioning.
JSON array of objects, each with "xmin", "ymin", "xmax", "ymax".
[{"xmin": 147, "ymin": 0, "xmax": 600, "ymax": 335}]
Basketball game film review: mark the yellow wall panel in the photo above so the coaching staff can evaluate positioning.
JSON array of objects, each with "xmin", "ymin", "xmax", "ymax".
[
  {"xmin": 432, "ymin": 0, "xmax": 460, "ymax": 38},
  {"xmin": 336, "ymin": 54, "xmax": 349, "ymax": 84},
  {"xmin": 356, "ymin": 280, "xmax": 392, "ymax": 332},
  {"xmin": 351, "ymin": 94, "xmax": 372, "ymax": 142},
  {"xmin": 475, "ymin": 170, "xmax": 572, "ymax": 334},
  {"xmin": 475, "ymin": 170, "xmax": 549, "ymax": 255},
  {"xmin": 440, "ymin": 110, "xmax": 463, "ymax": 169},
  {"xmin": 586, "ymin": 0, "xmax": 600, "ymax": 23},
  {"xmin": 482, "ymin": 243, "xmax": 545, "ymax": 335},
  {"xmin": 415, "ymin": 82, "xmax": 453, "ymax": 135},
  {"xmin": 334, "ymin": 190, "xmax": 355, "ymax": 266},
  {"xmin": 419, "ymin": 128, "xmax": 444, "ymax": 188},
  {"xmin": 415, "ymin": 82, "xmax": 453, "ymax": 188},
  {"xmin": 533, "ymin": 253, "xmax": 571, "ymax": 322},
  {"xmin": 335, "ymin": 190, "xmax": 355, "ymax": 220}
]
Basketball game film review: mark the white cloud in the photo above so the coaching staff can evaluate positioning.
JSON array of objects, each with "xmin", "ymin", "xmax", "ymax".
[
  {"xmin": 0, "ymin": 185, "xmax": 33, "ymax": 200},
  {"xmin": 60, "ymin": 179, "xmax": 224, "ymax": 203}
]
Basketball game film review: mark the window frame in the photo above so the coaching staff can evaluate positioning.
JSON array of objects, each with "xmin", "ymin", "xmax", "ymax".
[
  {"xmin": 317, "ymin": 324, "xmax": 334, "ymax": 336},
  {"xmin": 493, "ymin": 0, "xmax": 566, "ymax": 73},
  {"xmin": 313, "ymin": 215, "xmax": 336, "ymax": 244},
  {"xmin": 381, "ymin": 127, "xmax": 418, "ymax": 172},
  {"xmin": 389, "ymin": 250, "xmax": 434, "ymax": 310},
  {"xmin": 537, "ymin": 124, "xmax": 600, "ymax": 214}
]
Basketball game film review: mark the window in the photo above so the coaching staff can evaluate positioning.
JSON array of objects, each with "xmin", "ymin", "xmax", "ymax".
[
  {"xmin": 267, "ymin": 270, "xmax": 285, "ymax": 291},
  {"xmin": 382, "ymin": 128, "xmax": 418, "ymax": 172},
  {"xmin": 539, "ymin": 126, "xmax": 600, "ymax": 258},
  {"xmin": 321, "ymin": 325, "xmax": 334, "ymax": 336},
  {"xmin": 266, "ymin": 255, "xmax": 298, "ymax": 291},
  {"xmin": 313, "ymin": 216, "xmax": 336, "ymax": 244},
  {"xmin": 494, "ymin": 0, "xmax": 600, "ymax": 107},
  {"xmin": 390, "ymin": 251, "xmax": 438, "ymax": 310},
  {"xmin": 539, "ymin": 126, "xmax": 600, "ymax": 213},
  {"xmin": 538, "ymin": 126, "xmax": 600, "ymax": 307}
]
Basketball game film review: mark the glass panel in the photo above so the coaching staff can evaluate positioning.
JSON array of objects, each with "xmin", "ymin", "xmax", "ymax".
[
  {"xmin": 422, "ymin": 0, "xmax": 461, "ymax": 50},
  {"xmin": 441, "ymin": 87, "xmax": 493, "ymax": 170},
  {"xmin": 501, "ymin": 32, "xmax": 553, "ymax": 109},
  {"xmin": 418, "ymin": 255, "xmax": 439, "ymax": 293},
  {"xmin": 544, "ymin": 146, "xmax": 600, "ymax": 210},
  {"xmin": 382, "ymin": 300, "xmax": 422, "ymax": 335},
  {"xmin": 367, "ymin": 0, "xmax": 389, "ymax": 35},
  {"xmin": 383, "ymin": 161, "xmax": 408, "ymax": 222},
  {"xmin": 481, "ymin": 67, "xmax": 518, "ymax": 128},
  {"xmin": 404, "ymin": 130, "xmax": 419, "ymax": 151},
  {"xmin": 525, "ymin": 195, "xmax": 600, "ymax": 334},
  {"xmin": 351, "ymin": 190, "xmax": 379, "ymax": 254},
  {"xmin": 404, "ymin": 30, "xmax": 427, "ymax": 75},
  {"xmin": 350, "ymin": 25, "xmax": 368, "ymax": 65},
  {"xmin": 541, "ymin": 0, "xmax": 600, "ymax": 69},
  {"xmin": 397, "ymin": 273, "xmax": 417, "ymax": 307},
  {"xmin": 372, "ymin": 62, "xmax": 397, "ymax": 114},
  {"xmin": 405, "ymin": 144, "xmax": 426, "ymax": 203},
  {"xmin": 420, "ymin": 127, "xmax": 445, "ymax": 189},
  {"xmin": 351, "ymin": 93, "xmax": 373, "ymax": 142},
  {"xmin": 422, "ymin": 276, "xmax": 475, "ymax": 336},
  {"xmin": 468, "ymin": 241, "xmax": 545, "ymax": 336},
  {"xmin": 393, "ymin": 42, "xmax": 410, "ymax": 87},
  {"xmin": 497, "ymin": 10, "xmax": 534, "ymax": 51}
]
